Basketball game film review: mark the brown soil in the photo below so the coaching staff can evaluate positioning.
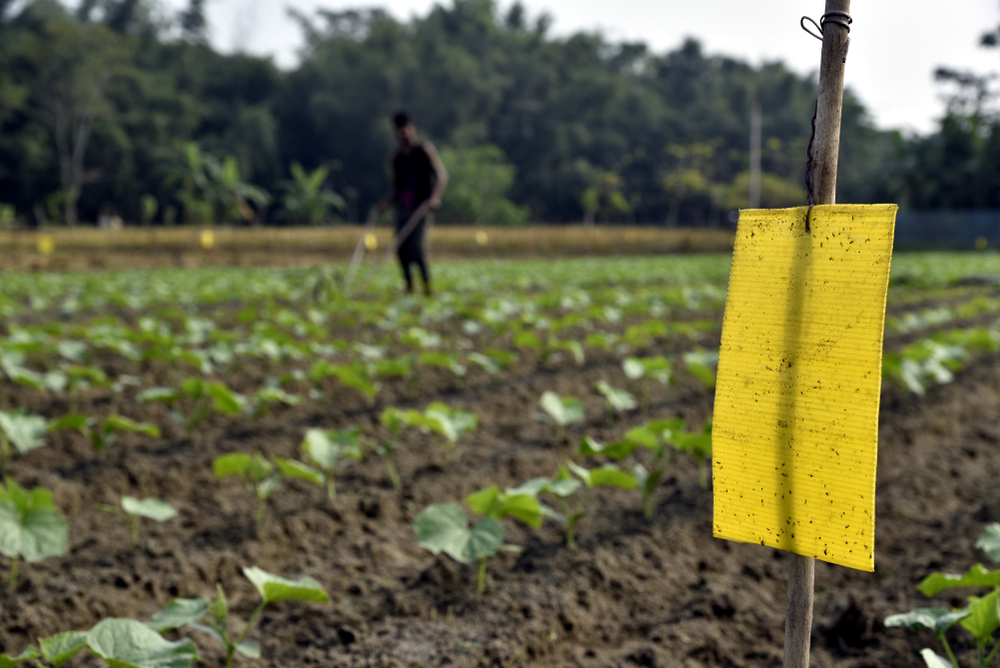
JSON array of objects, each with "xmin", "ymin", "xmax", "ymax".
[{"xmin": 2, "ymin": 304, "xmax": 999, "ymax": 668}]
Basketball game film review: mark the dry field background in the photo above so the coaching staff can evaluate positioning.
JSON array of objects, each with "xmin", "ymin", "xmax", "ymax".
[{"xmin": 0, "ymin": 226, "xmax": 734, "ymax": 271}]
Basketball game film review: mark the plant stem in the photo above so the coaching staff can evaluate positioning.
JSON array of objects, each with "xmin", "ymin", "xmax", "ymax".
[
  {"xmin": 698, "ymin": 464, "xmax": 708, "ymax": 490},
  {"xmin": 255, "ymin": 497, "xmax": 267, "ymax": 527},
  {"xmin": 644, "ymin": 494, "xmax": 654, "ymax": 520},
  {"xmin": 477, "ymin": 557, "xmax": 487, "ymax": 593},
  {"xmin": 980, "ymin": 638, "xmax": 1000, "ymax": 668},
  {"xmin": 1, "ymin": 432, "xmax": 9, "ymax": 469},
  {"xmin": 8, "ymin": 557, "xmax": 17, "ymax": 591},
  {"xmin": 384, "ymin": 456, "xmax": 400, "ymax": 487},
  {"xmin": 236, "ymin": 601, "xmax": 267, "ymax": 645},
  {"xmin": 941, "ymin": 636, "xmax": 960, "ymax": 668},
  {"xmin": 224, "ymin": 644, "xmax": 235, "ymax": 668},
  {"xmin": 326, "ymin": 479, "xmax": 336, "ymax": 502}
]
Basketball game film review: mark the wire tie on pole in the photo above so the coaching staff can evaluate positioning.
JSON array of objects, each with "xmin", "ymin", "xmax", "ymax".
[{"xmin": 800, "ymin": 11, "xmax": 853, "ymax": 63}]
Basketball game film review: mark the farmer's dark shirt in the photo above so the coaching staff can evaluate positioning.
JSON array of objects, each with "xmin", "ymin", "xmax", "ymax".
[{"xmin": 392, "ymin": 144, "xmax": 434, "ymax": 212}]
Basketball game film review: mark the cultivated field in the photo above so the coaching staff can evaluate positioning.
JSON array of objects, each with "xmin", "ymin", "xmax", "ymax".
[{"xmin": 1, "ymin": 253, "xmax": 1000, "ymax": 667}]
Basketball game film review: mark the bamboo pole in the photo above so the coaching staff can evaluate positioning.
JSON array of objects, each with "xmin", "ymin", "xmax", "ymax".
[{"xmin": 785, "ymin": 2, "xmax": 851, "ymax": 667}]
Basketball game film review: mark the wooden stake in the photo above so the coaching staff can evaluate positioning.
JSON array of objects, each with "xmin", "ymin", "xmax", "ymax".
[{"xmin": 785, "ymin": 3, "xmax": 850, "ymax": 668}]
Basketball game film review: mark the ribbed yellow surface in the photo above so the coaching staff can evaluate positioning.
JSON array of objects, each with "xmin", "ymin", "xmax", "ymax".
[{"xmin": 712, "ymin": 204, "xmax": 897, "ymax": 572}]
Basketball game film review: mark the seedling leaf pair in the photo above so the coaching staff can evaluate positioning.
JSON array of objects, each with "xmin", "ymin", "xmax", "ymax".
[
  {"xmin": 275, "ymin": 427, "xmax": 363, "ymax": 500},
  {"xmin": 0, "ymin": 479, "xmax": 68, "ymax": 589},
  {"xmin": 213, "ymin": 453, "xmax": 282, "ymax": 526},
  {"xmin": 414, "ymin": 503, "xmax": 504, "ymax": 592}
]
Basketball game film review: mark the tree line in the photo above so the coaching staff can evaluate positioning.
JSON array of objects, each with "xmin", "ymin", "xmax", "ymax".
[{"xmin": 0, "ymin": 0, "xmax": 995, "ymax": 227}]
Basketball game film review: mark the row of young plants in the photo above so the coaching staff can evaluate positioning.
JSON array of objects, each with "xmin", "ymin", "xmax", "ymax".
[
  {"xmin": 413, "ymin": 415, "xmax": 713, "ymax": 592},
  {"xmin": 0, "ymin": 562, "xmax": 330, "ymax": 668}
]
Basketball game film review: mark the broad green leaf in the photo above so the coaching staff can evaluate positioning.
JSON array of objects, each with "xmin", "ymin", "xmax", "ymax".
[
  {"xmin": 413, "ymin": 503, "xmax": 505, "ymax": 563},
  {"xmin": 0, "ymin": 646, "xmax": 40, "ymax": 668},
  {"xmin": 274, "ymin": 458, "xmax": 325, "ymax": 486},
  {"xmin": 257, "ymin": 473, "xmax": 282, "ymax": 500},
  {"xmin": 976, "ymin": 523, "xmax": 1000, "ymax": 563},
  {"xmin": 418, "ymin": 352, "xmax": 466, "ymax": 377},
  {"xmin": 622, "ymin": 357, "xmax": 645, "ymax": 380},
  {"xmin": 148, "ymin": 599, "xmax": 209, "ymax": 633},
  {"xmin": 885, "ymin": 608, "xmax": 969, "ymax": 636},
  {"xmin": 48, "ymin": 414, "xmax": 92, "ymax": 432},
  {"xmin": 234, "ymin": 642, "xmax": 260, "ymax": 658},
  {"xmin": 0, "ymin": 480, "xmax": 68, "ymax": 562},
  {"xmin": 634, "ymin": 463, "xmax": 666, "ymax": 496},
  {"xmin": 424, "ymin": 403, "xmax": 477, "ymax": 443},
  {"xmin": 919, "ymin": 564, "xmax": 1000, "ymax": 596},
  {"xmin": 0, "ymin": 411, "xmax": 48, "ymax": 454},
  {"xmin": 254, "ymin": 387, "xmax": 299, "ymax": 407},
  {"xmin": 38, "ymin": 631, "xmax": 87, "ymax": 667},
  {"xmin": 104, "ymin": 415, "xmax": 161, "ymax": 438},
  {"xmin": 496, "ymin": 494, "xmax": 543, "ymax": 529},
  {"xmin": 213, "ymin": 453, "xmax": 251, "ymax": 478},
  {"xmin": 121, "ymin": 497, "xmax": 178, "ymax": 523},
  {"xmin": 465, "ymin": 486, "xmax": 502, "ymax": 517},
  {"xmin": 595, "ymin": 380, "xmax": 636, "ymax": 411},
  {"xmin": 919, "ymin": 649, "xmax": 953, "ymax": 668},
  {"xmin": 381, "ymin": 406, "xmax": 404, "ymax": 433},
  {"xmin": 540, "ymin": 392, "xmax": 585, "ymax": 427},
  {"xmin": 467, "ymin": 352, "xmax": 500, "ymax": 374},
  {"xmin": 137, "ymin": 388, "xmax": 179, "ymax": 404},
  {"xmin": 505, "ymin": 477, "xmax": 552, "ymax": 498},
  {"xmin": 567, "ymin": 462, "xmax": 638, "ymax": 490},
  {"xmin": 242, "ymin": 566, "xmax": 330, "ymax": 604},
  {"xmin": 87, "ymin": 618, "xmax": 199, "ymax": 668},
  {"xmin": 683, "ymin": 350, "xmax": 718, "ymax": 388},
  {"xmin": 579, "ymin": 436, "xmax": 639, "ymax": 461},
  {"xmin": 960, "ymin": 590, "xmax": 1000, "ymax": 642},
  {"xmin": 204, "ymin": 382, "xmax": 247, "ymax": 416},
  {"xmin": 301, "ymin": 427, "xmax": 363, "ymax": 469}
]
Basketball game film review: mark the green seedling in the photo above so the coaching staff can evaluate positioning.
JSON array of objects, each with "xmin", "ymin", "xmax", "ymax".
[
  {"xmin": 624, "ymin": 319, "xmax": 668, "ymax": 347},
  {"xmin": 579, "ymin": 418, "xmax": 686, "ymax": 518},
  {"xmin": 418, "ymin": 351, "xmax": 467, "ymax": 378},
  {"xmin": 402, "ymin": 326, "xmax": 442, "ymax": 348},
  {"xmin": 309, "ymin": 360, "xmax": 380, "ymax": 404},
  {"xmin": 213, "ymin": 453, "xmax": 282, "ymax": 526},
  {"xmin": 413, "ymin": 503, "xmax": 505, "ymax": 593},
  {"xmin": 538, "ymin": 391, "xmax": 585, "ymax": 440},
  {"xmin": 251, "ymin": 386, "xmax": 300, "ymax": 418},
  {"xmin": 465, "ymin": 486, "xmax": 547, "ymax": 528},
  {"xmin": 548, "ymin": 337, "xmax": 585, "ymax": 366},
  {"xmin": 0, "ymin": 410, "xmax": 48, "ymax": 466},
  {"xmin": 149, "ymin": 566, "xmax": 329, "ymax": 668},
  {"xmin": 683, "ymin": 349, "xmax": 719, "ymax": 389},
  {"xmin": 275, "ymin": 427, "xmax": 363, "ymax": 501},
  {"xmin": 403, "ymin": 402, "xmax": 478, "ymax": 463},
  {"xmin": 886, "ymin": 523, "xmax": 1000, "ymax": 668},
  {"xmin": 0, "ymin": 628, "xmax": 93, "ymax": 667},
  {"xmin": 594, "ymin": 379, "xmax": 637, "ymax": 418},
  {"xmin": 665, "ymin": 419, "xmax": 713, "ymax": 489},
  {"xmin": 88, "ymin": 415, "xmax": 161, "ymax": 457},
  {"xmin": 0, "ymin": 621, "xmax": 196, "ymax": 668},
  {"xmin": 378, "ymin": 407, "xmax": 404, "ymax": 486},
  {"xmin": 140, "ymin": 379, "xmax": 246, "ymax": 434},
  {"xmin": 622, "ymin": 355, "xmax": 673, "ymax": 407},
  {"xmin": 0, "ymin": 479, "xmax": 68, "ymax": 590},
  {"xmin": 98, "ymin": 495, "xmax": 178, "ymax": 548},
  {"xmin": 89, "ymin": 618, "xmax": 199, "ymax": 668},
  {"xmin": 562, "ymin": 462, "xmax": 637, "ymax": 544}
]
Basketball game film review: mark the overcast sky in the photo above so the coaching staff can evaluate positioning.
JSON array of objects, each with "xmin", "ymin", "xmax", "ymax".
[{"xmin": 166, "ymin": 0, "xmax": 1000, "ymax": 134}]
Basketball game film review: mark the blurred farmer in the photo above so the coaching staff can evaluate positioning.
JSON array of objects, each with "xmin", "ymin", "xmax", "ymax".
[{"xmin": 375, "ymin": 111, "xmax": 448, "ymax": 295}]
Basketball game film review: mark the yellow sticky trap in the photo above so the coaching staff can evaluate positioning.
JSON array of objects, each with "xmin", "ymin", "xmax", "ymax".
[{"xmin": 712, "ymin": 204, "xmax": 897, "ymax": 572}]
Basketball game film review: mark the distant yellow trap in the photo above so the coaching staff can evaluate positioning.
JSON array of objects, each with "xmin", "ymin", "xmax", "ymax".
[{"xmin": 712, "ymin": 204, "xmax": 897, "ymax": 572}]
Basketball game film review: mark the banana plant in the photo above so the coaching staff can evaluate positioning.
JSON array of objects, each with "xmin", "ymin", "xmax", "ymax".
[
  {"xmin": 149, "ymin": 566, "xmax": 329, "ymax": 668},
  {"xmin": 274, "ymin": 427, "xmax": 364, "ymax": 500},
  {"xmin": 213, "ymin": 453, "xmax": 282, "ymax": 527},
  {"xmin": 0, "ymin": 479, "xmax": 68, "ymax": 590}
]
